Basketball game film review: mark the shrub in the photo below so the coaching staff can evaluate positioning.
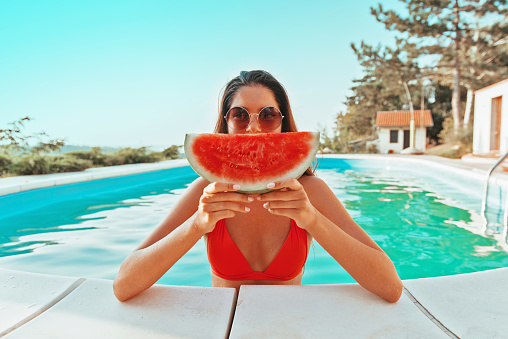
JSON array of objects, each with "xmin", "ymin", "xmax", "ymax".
[
  {"xmin": 438, "ymin": 117, "xmax": 473, "ymax": 158},
  {"xmin": 8, "ymin": 155, "xmax": 92, "ymax": 175},
  {"xmin": 66, "ymin": 147, "xmax": 108, "ymax": 166},
  {"xmin": 113, "ymin": 147, "xmax": 162, "ymax": 164},
  {"xmin": 49, "ymin": 156, "xmax": 92, "ymax": 173},
  {"xmin": 103, "ymin": 155, "xmax": 126, "ymax": 166},
  {"xmin": 162, "ymin": 145, "xmax": 181, "ymax": 159},
  {"xmin": 66, "ymin": 151, "xmax": 92, "ymax": 160},
  {"xmin": 0, "ymin": 154, "xmax": 13, "ymax": 176},
  {"xmin": 9, "ymin": 155, "xmax": 51, "ymax": 175}
]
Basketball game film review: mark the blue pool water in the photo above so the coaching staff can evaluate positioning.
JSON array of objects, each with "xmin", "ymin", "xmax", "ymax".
[{"xmin": 1, "ymin": 157, "xmax": 507, "ymax": 286}]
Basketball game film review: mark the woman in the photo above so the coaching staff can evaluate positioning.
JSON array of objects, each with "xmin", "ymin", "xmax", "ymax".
[{"xmin": 113, "ymin": 70, "xmax": 403, "ymax": 303}]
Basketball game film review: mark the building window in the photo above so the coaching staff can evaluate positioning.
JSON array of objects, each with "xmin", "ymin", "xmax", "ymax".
[{"xmin": 390, "ymin": 130, "xmax": 398, "ymax": 143}]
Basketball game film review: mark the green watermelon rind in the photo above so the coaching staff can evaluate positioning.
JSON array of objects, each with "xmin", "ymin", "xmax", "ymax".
[{"xmin": 184, "ymin": 132, "xmax": 320, "ymax": 194}]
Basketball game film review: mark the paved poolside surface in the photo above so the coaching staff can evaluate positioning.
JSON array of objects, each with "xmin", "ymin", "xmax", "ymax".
[{"xmin": 1, "ymin": 155, "xmax": 508, "ymax": 338}]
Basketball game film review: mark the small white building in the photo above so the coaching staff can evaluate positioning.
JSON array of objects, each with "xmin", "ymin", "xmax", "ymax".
[
  {"xmin": 473, "ymin": 78, "xmax": 508, "ymax": 155},
  {"xmin": 375, "ymin": 110, "xmax": 433, "ymax": 154}
]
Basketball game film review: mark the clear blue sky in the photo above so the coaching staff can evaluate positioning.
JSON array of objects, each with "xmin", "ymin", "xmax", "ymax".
[{"xmin": 0, "ymin": 0, "xmax": 402, "ymax": 149}]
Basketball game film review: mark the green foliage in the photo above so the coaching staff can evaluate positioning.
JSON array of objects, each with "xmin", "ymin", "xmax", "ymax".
[
  {"xmin": 8, "ymin": 155, "xmax": 50, "ymax": 175},
  {"xmin": 113, "ymin": 147, "xmax": 163, "ymax": 165},
  {"xmin": 66, "ymin": 147, "xmax": 108, "ymax": 166},
  {"xmin": 318, "ymin": 125, "xmax": 344, "ymax": 153},
  {"xmin": 31, "ymin": 140, "xmax": 66, "ymax": 154},
  {"xmin": 430, "ymin": 116, "xmax": 473, "ymax": 158},
  {"xmin": 8, "ymin": 155, "xmax": 93, "ymax": 175},
  {"xmin": 0, "ymin": 155, "xmax": 13, "ymax": 176},
  {"xmin": 65, "ymin": 146, "xmax": 180, "ymax": 167},
  {"xmin": 162, "ymin": 145, "xmax": 181, "ymax": 160},
  {"xmin": 0, "ymin": 117, "xmax": 65, "ymax": 155},
  {"xmin": 342, "ymin": 0, "xmax": 507, "ymax": 153},
  {"xmin": 1, "ymin": 118, "xmax": 182, "ymax": 176},
  {"xmin": 0, "ymin": 117, "xmax": 31, "ymax": 152},
  {"xmin": 369, "ymin": 0, "xmax": 508, "ymax": 132},
  {"xmin": 439, "ymin": 117, "xmax": 473, "ymax": 146},
  {"xmin": 318, "ymin": 118, "xmax": 378, "ymax": 154},
  {"xmin": 48, "ymin": 156, "xmax": 93, "ymax": 173}
]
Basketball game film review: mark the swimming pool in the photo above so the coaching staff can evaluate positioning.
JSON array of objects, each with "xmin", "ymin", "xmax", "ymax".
[{"xmin": 1, "ymin": 156, "xmax": 507, "ymax": 286}]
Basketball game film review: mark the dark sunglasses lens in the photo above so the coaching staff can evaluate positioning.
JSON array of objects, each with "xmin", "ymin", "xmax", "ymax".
[
  {"xmin": 227, "ymin": 107, "xmax": 249, "ymax": 130},
  {"xmin": 259, "ymin": 107, "xmax": 282, "ymax": 130}
]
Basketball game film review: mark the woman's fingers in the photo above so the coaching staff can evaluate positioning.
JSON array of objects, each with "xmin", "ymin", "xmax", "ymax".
[
  {"xmin": 266, "ymin": 178, "xmax": 302, "ymax": 191},
  {"xmin": 257, "ymin": 190, "xmax": 302, "ymax": 202},
  {"xmin": 262, "ymin": 200, "xmax": 305, "ymax": 210},
  {"xmin": 201, "ymin": 192, "xmax": 254, "ymax": 203},
  {"xmin": 258, "ymin": 179, "xmax": 305, "ymax": 202},
  {"xmin": 204, "ymin": 182, "xmax": 241, "ymax": 194},
  {"xmin": 202, "ymin": 201, "xmax": 250, "ymax": 213}
]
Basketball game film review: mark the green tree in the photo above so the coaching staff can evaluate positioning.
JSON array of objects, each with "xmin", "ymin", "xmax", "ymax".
[
  {"xmin": 343, "ymin": 40, "xmax": 423, "ymax": 143},
  {"xmin": 162, "ymin": 145, "xmax": 181, "ymax": 160},
  {"xmin": 0, "ymin": 117, "xmax": 32, "ymax": 153},
  {"xmin": 372, "ymin": 0, "xmax": 508, "ymax": 134},
  {"xmin": 0, "ymin": 116, "xmax": 65, "ymax": 155}
]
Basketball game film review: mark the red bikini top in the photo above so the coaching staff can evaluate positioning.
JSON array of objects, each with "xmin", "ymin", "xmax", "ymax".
[{"xmin": 206, "ymin": 219, "xmax": 309, "ymax": 281}]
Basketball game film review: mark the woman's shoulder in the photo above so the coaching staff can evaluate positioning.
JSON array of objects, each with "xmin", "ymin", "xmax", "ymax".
[
  {"xmin": 299, "ymin": 175, "xmax": 327, "ymax": 189},
  {"xmin": 185, "ymin": 177, "xmax": 210, "ymax": 195},
  {"xmin": 299, "ymin": 175, "xmax": 335, "ymax": 203}
]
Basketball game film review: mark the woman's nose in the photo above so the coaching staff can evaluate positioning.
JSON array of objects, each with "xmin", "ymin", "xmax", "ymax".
[{"xmin": 245, "ymin": 115, "xmax": 262, "ymax": 133}]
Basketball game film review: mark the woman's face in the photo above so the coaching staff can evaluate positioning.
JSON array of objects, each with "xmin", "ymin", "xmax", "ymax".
[{"xmin": 227, "ymin": 85, "xmax": 282, "ymax": 134}]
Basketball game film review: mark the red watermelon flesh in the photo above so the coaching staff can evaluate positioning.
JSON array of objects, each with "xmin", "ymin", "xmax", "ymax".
[{"xmin": 184, "ymin": 132, "xmax": 320, "ymax": 193}]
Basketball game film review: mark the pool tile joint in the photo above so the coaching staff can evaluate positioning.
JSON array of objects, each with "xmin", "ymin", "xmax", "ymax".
[{"xmin": 403, "ymin": 287, "xmax": 458, "ymax": 339}]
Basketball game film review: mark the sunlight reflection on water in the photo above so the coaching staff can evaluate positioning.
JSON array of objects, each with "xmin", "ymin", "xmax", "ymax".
[{"xmin": 1, "ymin": 159, "xmax": 507, "ymax": 286}]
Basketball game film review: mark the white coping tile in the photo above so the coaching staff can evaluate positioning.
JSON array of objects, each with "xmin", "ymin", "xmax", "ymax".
[
  {"xmin": 19, "ymin": 179, "xmax": 58, "ymax": 192},
  {"xmin": 0, "ymin": 186, "xmax": 21, "ymax": 196},
  {"xmin": 47, "ymin": 174, "xmax": 94, "ymax": 186},
  {"xmin": 89, "ymin": 171, "xmax": 119, "ymax": 180},
  {"xmin": 229, "ymin": 284, "xmax": 448, "ymax": 339},
  {"xmin": 404, "ymin": 267, "xmax": 508, "ymax": 338},
  {"xmin": 0, "ymin": 268, "xmax": 83, "ymax": 337},
  {"xmin": 5, "ymin": 279, "xmax": 237, "ymax": 339},
  {"xmin": 0, "ymin": 159, "xmax": 190, "ymax": 196}
]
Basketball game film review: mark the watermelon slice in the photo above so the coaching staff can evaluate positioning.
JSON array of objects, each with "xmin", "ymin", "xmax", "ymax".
[{"xmin": 184, "ymin": 132, "xmax": 319, "ymax": 193}]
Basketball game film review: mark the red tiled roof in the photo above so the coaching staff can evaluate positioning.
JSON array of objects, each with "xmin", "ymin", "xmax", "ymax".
[{"xmin": 375, "ymin": 110, "xmax": 433, "ymax": 127}]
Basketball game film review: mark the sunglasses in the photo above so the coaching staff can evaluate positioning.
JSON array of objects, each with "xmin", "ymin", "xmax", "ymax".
[{"xmin": 224, "ymin": 106, "xmax": 284, "ymax": 132}]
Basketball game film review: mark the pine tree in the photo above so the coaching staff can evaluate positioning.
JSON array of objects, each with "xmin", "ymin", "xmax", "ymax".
[
  {"xmin": 372, "ymin": 0, "xmax": 508, "ymax": 134},
  {"xmin": 343, "ymin": 40, "xmax": 422, "ymax": 140}
]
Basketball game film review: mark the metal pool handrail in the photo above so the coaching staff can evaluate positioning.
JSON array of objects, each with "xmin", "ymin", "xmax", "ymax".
[{"xmin": 480, "ymin": 150, "xmax": 508, "ymax": 225}]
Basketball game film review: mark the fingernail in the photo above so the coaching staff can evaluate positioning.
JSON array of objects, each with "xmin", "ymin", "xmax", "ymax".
[
  {"xmin": 263, "ymin": 202, "xmax": 269, "ymax": 208},
  {"xmin": 257, "ymin": 196, "xmax": 261, "ymax": 200},
  {"xmin": 233, "ymin": 185, "xmax": 241, "ymax": 190},
  {"xmin": 248, "ymin": 196, "xmax": 254, "ymax": 202},
  {"xmin": 267, "ymin": 183, "xmax": 275, "ymax": 188},
  {"xmin": 245, "ymin": 207, "xmax": 250, "ymax": 212}
]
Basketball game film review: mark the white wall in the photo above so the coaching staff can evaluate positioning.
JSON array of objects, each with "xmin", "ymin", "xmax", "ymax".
[
  {"xmin": 473, "ymin": 80, "xmax": 508, "ymax": 154},
  {"xmin": 378, "ymin": 127, "xmax": 427, "ymax": 154}
]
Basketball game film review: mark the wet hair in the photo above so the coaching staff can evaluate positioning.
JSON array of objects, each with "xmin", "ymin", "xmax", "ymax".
[{"xmin": 214, "ymin": 70, "xmax": 314, "ymax": 176}]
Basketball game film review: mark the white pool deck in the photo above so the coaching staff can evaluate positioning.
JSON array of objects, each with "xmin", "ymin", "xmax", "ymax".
[{"xmin": 1, "ymin": 155, "xmax": 508, "ymax": 338}]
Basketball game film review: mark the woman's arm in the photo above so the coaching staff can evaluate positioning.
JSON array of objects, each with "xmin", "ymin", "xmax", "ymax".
[
  {"xmin": 258, "ymin": 176, "xmax": 403, "ymax": 303},
  {"xmin": 113, "ymin": 179, "xmax": 252, "ymax": 301}
]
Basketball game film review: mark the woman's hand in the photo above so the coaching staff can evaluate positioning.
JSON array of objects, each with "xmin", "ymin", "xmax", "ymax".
[
  {"xmin": 194, "ymin": 182, "xmax": 253, "ymax": 234},
  {"xmin": 257, "ymin": 178, "xmax": 318, "ymax": 229}
]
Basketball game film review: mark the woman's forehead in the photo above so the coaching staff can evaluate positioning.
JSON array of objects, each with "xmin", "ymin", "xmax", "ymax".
[{"xmin": 231, "ymin": 85, "xmax": 278, "ymax": 110}]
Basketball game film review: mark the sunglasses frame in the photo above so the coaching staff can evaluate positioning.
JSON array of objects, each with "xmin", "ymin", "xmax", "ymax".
[{"xmin": 224, "ymin": 106, "xmax": 284, "ymax": 132}]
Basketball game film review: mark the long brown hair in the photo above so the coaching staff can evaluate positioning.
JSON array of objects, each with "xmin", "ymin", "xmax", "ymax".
[{"xmin": 214, "ymin": 70, "xmax": 314, "ymax": 176}]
